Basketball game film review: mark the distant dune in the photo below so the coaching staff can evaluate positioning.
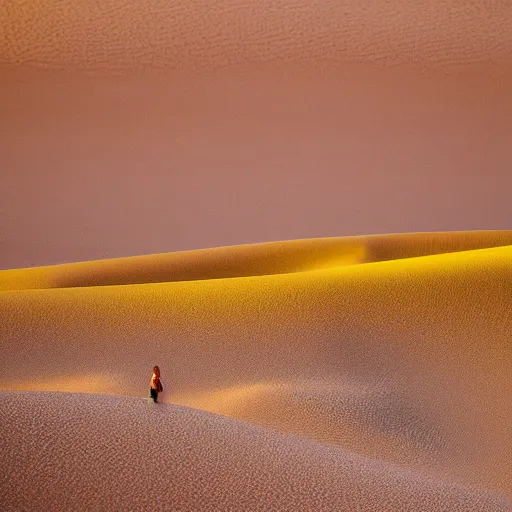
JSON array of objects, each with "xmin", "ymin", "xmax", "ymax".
[
  {"xmin": 1, "ymin": 231, "xmax": 511, "ymax": 510},
  {"xmin": 3, "ymin": 1, "xmax": 512, "ymax": 274},
  {"xmin": 2, "ymin": 230, "xmax": 512, "ymax": 290},
  {"xmin": 2, "ymin": 0, "xmax": 511, "ymax": 508}
]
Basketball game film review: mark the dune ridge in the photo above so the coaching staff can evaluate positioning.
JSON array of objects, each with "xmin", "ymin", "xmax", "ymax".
[
  {"xmin": 1, "ymin": 231, "xmax": 511, "ymax": 510},
  {"xmin": 2, "ymin": 230, "xmax": 512, "ymax": 291}
]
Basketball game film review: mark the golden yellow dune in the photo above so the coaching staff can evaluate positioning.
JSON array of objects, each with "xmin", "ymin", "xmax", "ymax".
[
  {"xmin": 2, "ymin": 230, "xmax": 512, "ymax": 291},
  {"xmin": 1, "ymin": 231, "xmax": 511, "ymax": 510}
]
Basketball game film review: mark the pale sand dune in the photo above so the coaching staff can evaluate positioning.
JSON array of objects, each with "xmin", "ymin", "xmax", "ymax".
[
  {"xmin": 0, "ymin": 392, "xmax": 510, "ymax": 512},
  {"xmin": 1, "ymin": 232, "xmax": 511, "ymax": 510}
]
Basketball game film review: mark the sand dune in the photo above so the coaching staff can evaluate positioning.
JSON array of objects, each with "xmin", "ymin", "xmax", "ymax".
[
  {"xmin": 1, "ymin": 232, "xmax": 511, "ymax": 510},
  {"xmin": 2, "ymin": 0, "xmax": 511, "ymax": 509},
  {"xmin": 1, "ymin": 392, "xmax": 510, "ymax": 512},
  {"xmin": 2, "ymin": 230, "xmax": 512, "ymax": 290}
]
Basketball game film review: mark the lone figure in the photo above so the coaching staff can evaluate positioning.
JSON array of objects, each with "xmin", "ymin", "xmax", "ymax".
[{"xmin": 149, "ymin": 365, "xmax": 164, "ymax": 404}]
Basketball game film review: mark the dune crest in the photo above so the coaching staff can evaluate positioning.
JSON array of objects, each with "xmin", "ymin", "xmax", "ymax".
[
  {"xmin": 1, "ymin": 232, "xmax": 511, "ymax": 509},
  {"xmin": 1, "ymin": 230, "xmax": 511, "ymax": 291}
]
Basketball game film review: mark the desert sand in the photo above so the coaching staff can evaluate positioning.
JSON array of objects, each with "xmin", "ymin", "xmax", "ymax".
[
  {"xmin": 2, "ymin": 0, "xmax": 512, "ymax": 72},
  {"xmin": 2, "ymin": 0, "xmax": 512, "ymax": 509},
  {"xmin": 1, "ymin": 231, "xmax": 511, "ymax": 510}
]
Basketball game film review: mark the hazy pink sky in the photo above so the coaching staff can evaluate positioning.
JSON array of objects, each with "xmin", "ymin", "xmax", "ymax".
[{"xmin": 1, "ymin": 0, "xmax": 511, "ymax": 269}]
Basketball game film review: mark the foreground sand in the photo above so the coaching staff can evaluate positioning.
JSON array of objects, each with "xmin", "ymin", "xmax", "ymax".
[
  {"xmin": 1, "ymin": 392, "xmax": 510, "ymax": 512},
  {"xmin": 1, "ymin": 231, "xmax": 511, "ymax": 510}
]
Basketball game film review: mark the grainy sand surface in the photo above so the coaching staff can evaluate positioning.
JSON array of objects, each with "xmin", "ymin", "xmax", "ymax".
[
  {"xmin": 2, "ymin": 1, "xmax": 512, "ymax": 509},
  {"xmin": 1, "ymin": 232, "xmax": 511, "ymax": 510},
  {"xmin": 2, "ymin": 0, "xmax": 512, "ymax": 72}
]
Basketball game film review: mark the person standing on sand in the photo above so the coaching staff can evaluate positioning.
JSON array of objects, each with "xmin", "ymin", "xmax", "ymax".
[{"xmin": 149, "ymin": 366, "xmax": 164, "ymax": 404}]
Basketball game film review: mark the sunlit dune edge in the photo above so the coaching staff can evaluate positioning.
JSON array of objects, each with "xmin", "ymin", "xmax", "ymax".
[
  {"xmin": 1, "ymin": 230, "xmax": 511, "ymax": 291},
  {"xmin": 1, "ymin": 232, "xmax": 511, "ymax": 509},
  {"xmin": 0, "ymin": 391, "xmax": 510, "ymax": 512}
]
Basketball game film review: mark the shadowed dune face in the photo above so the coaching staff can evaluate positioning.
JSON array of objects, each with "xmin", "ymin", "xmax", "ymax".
[
  {"xmin": 1, "ymin": 233, "xmax": 511, "ymax": 504},
  {"xmin": 178, "ymin": 379, "xmax": 452, "ymax": 467}
]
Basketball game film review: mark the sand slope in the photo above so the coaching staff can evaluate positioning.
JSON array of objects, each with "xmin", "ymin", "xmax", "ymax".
[
  {"xmin": 1, "ymin": 231, "xmax": 511, "ymax": 510},
  {"xmin": 1, "ymin": 392, "xmax": 510, "ymax": 512},
  {"xmin": 2, "ymin": 230, "xmax": 512, "ymax": 290}
]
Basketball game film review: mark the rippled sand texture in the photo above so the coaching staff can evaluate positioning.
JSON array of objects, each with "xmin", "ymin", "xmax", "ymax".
[
  {"xmin": 1, "ymin": 232, "xmax": 511, "ymax": 511},
  {"xmin": 2, "ymin": 0, "xmax": 512, "ymax": 72},
  {"xmin": 2, "ymin": 0, "xmax": 512, "ymax": 509}
]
